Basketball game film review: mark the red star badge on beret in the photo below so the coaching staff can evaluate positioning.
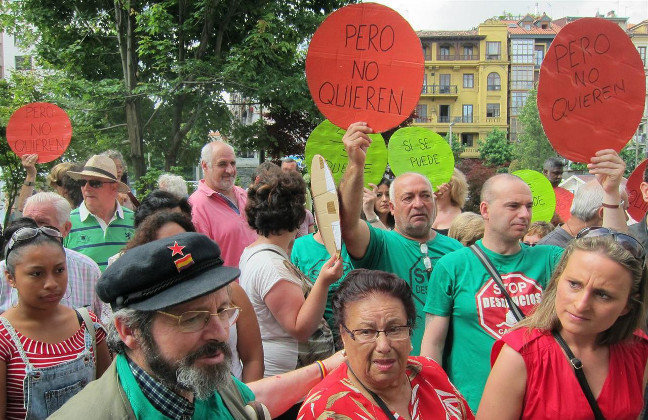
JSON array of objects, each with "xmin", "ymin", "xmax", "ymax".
[{"xmin": 168, "ymin": 241, "xmax": 185, "ymax": 257}]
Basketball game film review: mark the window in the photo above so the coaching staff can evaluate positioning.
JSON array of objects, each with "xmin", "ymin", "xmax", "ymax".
[
  {"xmin": 510, "ymin": 66, "xmax": 534, "ymax": 89},
  {"xmin": 639, "ymin": 47, "xmax": 647, "ymax": 67},
  {"xmin": 510, "ymin": 91, "xmax": 528, "ymax": 116},
  {"xmin": 440, "ymin": 45, "xmax": 451, "ymax": 58},
  {"xmin": 439, "ymin": 74, "xmax": 451, "ymax": 93},
  {"xmin": 423, "ymin": 45, "xmax": 432, "ymax": 60},
  {"xmin": 422, "ymin": 74, "xmax": 428, "ymax": 93},
  {"xmin": 461, "ymin": 133, "xmax": 475, "ymax": 147},
  {"xmin": 463, "ymin": 45, "xmax": 474, "ymax": 59},
  {"xmin": 511, "ymin": 39, "xmax": 534, "ymax": 64},
  {"xmin": 487, "ymin": 103, "xmax": 500, "ymax": 118},
  {"xmin": 439, "ymin": 105, "xmax": 450, "ymax": 123},
  {"xmin": 534, "ymin": 45, "xmax": 545, "ymax": 66},
  {"xmin": 14, "ymin": 56, "xmax": 33, "ymax": 71},
  {"xmin": 414, "ymin": 104, "xmax": 428, "ymax": 123},
  {"xmin": 239, "ymin": 149, "xmax": 255, "ymax": 158},
  {"xmin": 462, "ymin": 105, "xmax": 473, "ymax": 123},
  {"xmin": 463, "ymin": 74, "xmax": 474, "ymax": 88},
  {"xmin": 486, "ymin": 41, "xmax": 501, "ymax": 60},
  {"xmin": 487, "ymin": 72, "xmax": 501, "ymax": 90}
]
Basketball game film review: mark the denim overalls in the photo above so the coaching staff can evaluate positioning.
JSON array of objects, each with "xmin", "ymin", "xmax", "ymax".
[{"xmin": 0, "ymin": 313, "xmax": 96, "ymax": 419}]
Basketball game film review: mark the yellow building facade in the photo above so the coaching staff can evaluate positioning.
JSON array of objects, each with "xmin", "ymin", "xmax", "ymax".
[{"xmin": 415, "ymin": 23, "xmax": 509, "ymax": 157}]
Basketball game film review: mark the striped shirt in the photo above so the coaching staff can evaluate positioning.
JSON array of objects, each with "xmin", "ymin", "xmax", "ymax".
[
  {"xmin": 64, "ymin": 201, "xmax": 135, "ymax": 271},
  {"xmin": 0, "ymin": 312, "xmax": 106, "ymax": 419}
]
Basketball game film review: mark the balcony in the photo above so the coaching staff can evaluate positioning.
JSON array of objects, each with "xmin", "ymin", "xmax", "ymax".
[
  {"xmin": 438, "ymin": 116, "xmax": 451, "ymax": 123},
  {"xmin": 421, "ymin": 85, "xmax": 458, "ymax": 95},
  {"xmin": 486, "ymin": 54, "xmax": 501, "ymax": 61},
  {"xmin": 453, "ymin": 116, "xmax": 477, "ymax": 123},
  {"xmin": 436, "ymin": 54, "xmax": 478, "ymax": 61}
]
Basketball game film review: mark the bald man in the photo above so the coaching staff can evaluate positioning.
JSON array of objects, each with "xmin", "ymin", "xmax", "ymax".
[
  {"xmin": 338, "ymin": 122, "xmax": 463, "ymax": 355},
  {"xmin": 189, "ymin": 141, "xmax": 257, "ymax": 266},
  {"xmin": 421, "ymin": 174, "xmax": 564, "ymax": 411}
]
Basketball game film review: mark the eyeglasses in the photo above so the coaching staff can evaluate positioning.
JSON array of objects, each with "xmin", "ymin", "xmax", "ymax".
[
  {"xmin": 420, "ymin": 243, "xmax": 432, "ymax": 272},
  {"xmin": 342, "ymin": 324, "xmax": 411, "ymax": 344},
  {"xmin": 576, "ymin": 227, "xmax": 645, "ymax": 261},
  {"xmin": 5, "ymin": 226, "xmax": 63, "ymax": 258},
  {"xmin": 78, "ymin": 179, "xmax": 115, "ymax": 188},
  {"xmin": 157, "ymin": 307, "xmax": 241, "ymax": 332}
]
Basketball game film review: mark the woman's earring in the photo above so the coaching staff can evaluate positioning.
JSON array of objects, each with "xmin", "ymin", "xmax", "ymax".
[
  {"xmin": 10, "ymin": 288, "xmax": 18, "ymax": 308},
  {"xmin": 341, "ymin": 349, "xmax": 347, "ymax": 357}
]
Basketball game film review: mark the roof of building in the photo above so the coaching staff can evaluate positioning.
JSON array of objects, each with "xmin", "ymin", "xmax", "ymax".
[{"xmin": 416, "ymin": 30, "xmax": 483, "ymax": 40}]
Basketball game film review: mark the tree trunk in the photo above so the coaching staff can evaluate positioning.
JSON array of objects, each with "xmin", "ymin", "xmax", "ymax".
[{"xmin": 115, "ymin": 0, "xmax": 145, "ymax": 179}]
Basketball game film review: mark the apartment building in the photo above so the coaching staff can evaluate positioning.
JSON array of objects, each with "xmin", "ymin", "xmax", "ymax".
[
  {"xmin": 416, "ymin": 22, "xmax": 509, "ymax": 157},
  {"xmin": 629, "ymin": 20, "xmax": 648, "ymax": 148}
]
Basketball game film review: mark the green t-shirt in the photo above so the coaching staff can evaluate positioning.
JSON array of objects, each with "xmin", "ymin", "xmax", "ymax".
[
  {"xmin": 116, "ymin": 354, "xmax": 254, "ymax": 419},
  {"xmin": 424, "ymin": 240, "xmax": 563, "ymax": 411},
  {"xmin": 291, "ymin": 233, "xmax": 353, "ymax": 336},
  {"xmin": 351, "ymin": 224, "xmax": 463, "ymax": 355}
]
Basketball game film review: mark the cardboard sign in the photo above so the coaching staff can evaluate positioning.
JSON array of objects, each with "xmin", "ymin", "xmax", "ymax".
[
  {"xmin": 537, "ymin": 18, "xmax": 645, "ymax": 163},
  {"xmin": 513, "ymin": 170, "xmax": 556, "ymax": 223},
  {"xmin": 6, "ymin": 102, "xmax": 72, "ymax": 163},
  {"xmin": 305, "ymin": 119, "xmax": 387, "ymax": 186},
  {"xmin": 305, "ymin": 3, "xmax": 424, "ymax": 133},
  {"xmin": 626, "ymin": 159, "xmax": 648, "ymax": 222},
  {"xmin": 311, "ymin": 154, "xmax": 342, "ymax": 258},
  {"xmin": 387, "ymin": 127, "xmax": 454, "ymax": 188},
  {"xmin": 554, "ymin": 186, "xmax": 574, "ymax": 223}
]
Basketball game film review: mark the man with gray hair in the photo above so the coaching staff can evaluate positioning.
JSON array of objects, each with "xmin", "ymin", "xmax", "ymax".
[
  {"xmin": 0, "ymin": 192, "xmax": 103, "ymax": 315},
  {"xmin": 189, "ymin": 140, "xmax": 256, "ymax": 266},
  {"xmin": 338, "ymin": 122, "xmax": 463, "ymax": 356}
]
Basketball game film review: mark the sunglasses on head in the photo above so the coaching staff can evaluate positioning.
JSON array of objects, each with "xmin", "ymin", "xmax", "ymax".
[
  {"xmin": 5, "ymin": 226, "xmax": 63, "ymax": 259},
  {"xmin": 78, "ymin": 179, "xmax": 115, "ymax": 188},
  {"xmin": 576, "ymin": 227, "xmax": 645, "ymax": 261}
]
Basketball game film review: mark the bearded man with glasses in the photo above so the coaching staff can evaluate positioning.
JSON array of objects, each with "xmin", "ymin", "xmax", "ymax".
[{"xmin": 65, "ymin": 154, "xmax": 135, "ymax": 271}]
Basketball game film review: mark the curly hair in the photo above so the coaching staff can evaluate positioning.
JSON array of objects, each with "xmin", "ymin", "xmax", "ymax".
[
  {"xmin": 125, "ymin": 211, "xmax": 195, "ymax": 251},
  {"xmin": 134, "ymin": 190, "xmax": 192, "ymax": 228},
  {"xmin": 246, "ymin": 171, "xmax": 306, "ymax": 237},
  {"xmin": 47, "ymin": 162, "xmax": 84, "ymax": 208}
]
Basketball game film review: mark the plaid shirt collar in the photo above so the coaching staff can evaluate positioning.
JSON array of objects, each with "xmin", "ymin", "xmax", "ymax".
[{"xmin": 127, "ymin": 356, "xmax": 194, "ymax": 420}]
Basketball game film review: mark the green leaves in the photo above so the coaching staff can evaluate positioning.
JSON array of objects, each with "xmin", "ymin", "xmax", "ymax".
[{"xmin": 479, "ymin": 127, "xmax": 513, "ymax": 168}]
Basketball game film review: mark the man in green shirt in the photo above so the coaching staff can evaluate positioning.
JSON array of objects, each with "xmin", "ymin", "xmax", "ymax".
[{"xmin": 338, "ymin": 122, "xmax": 462, "ymax": 355}]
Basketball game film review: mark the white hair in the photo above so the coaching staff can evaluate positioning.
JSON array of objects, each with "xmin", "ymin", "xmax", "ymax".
[
  {"xmin": 157, "ymin": 174, "xmax": 189, "ymax": 198},
  {"xmin": 389, "ymin": 172, "xmax": 434, "ymax": 204},
  {"xmin": 200, "ymin": 141, "xmax": 234, "ymax": 168},
  {"xmin": 24, "ymin": 192, "xmax": 72, "ymax": 226},
  {"xmin": 570, "ymin": 181, "xmax": 627, "ymax": 222}
]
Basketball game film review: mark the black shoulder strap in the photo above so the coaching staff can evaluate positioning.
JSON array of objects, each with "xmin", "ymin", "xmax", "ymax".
[
  {"xmin": 469, "ymin": 244, "xmax": 525, "ymax": 322},
  {"xmin": 347, "ymin": 362, "xmax": 397, "ymax": 420},
  {"xmin": 552, "ymin": 331, "xmax": 606, "ymax": 420}
]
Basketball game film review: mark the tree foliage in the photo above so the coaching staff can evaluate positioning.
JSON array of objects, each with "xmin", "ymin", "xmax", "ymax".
[
  {"xmin": 513, "ymin": 89, "xmax": 557, "ymax": 171},
  {"xmin": 478, "ymin": 127, "xmax": 513, "ymax": 168}
]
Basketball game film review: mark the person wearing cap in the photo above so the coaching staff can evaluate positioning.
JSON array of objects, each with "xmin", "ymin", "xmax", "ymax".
[
  {"xmin": 64, "ymin": 155, "xmax": 135, "ymax": 271},
  {"xmin": 51, "ymin": 232, "xmax": 345, "ymax": 419}
]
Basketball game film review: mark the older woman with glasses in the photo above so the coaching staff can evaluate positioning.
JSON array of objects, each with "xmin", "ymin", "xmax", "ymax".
[
  {"xmin": 0, "ymin": 218, "xmax": 111, "ymax": 419},
  {"xmin": 299, "ymin": 269, "xmax": 473, "ymax": 419},
  {"xmin": 478, "ymin": 228, "xmax": 648, "ymax": 419}
]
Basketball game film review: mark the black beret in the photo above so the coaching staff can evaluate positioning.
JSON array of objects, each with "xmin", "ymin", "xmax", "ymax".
[{"xmin": 97, "ymin": 232, "xmax": 240, "ymax": 311}]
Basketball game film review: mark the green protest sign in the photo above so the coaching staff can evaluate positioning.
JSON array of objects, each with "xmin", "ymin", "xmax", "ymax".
[
  {"xmin": 513, "ymin": 169, "xmax": 557, "ymax": 223},
  {"xmin": 387, "ymin": 127, "xmax": 454, "ymax": 188},
  {"xmin": 305, "ymin": 119, "xmax": 387, "ymax": 186}
]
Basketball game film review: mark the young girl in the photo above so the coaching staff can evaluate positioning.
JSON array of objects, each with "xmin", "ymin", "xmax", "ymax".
[{"xmin": 0, "ymin": 218, "xmax": 111, "ymax": 419}]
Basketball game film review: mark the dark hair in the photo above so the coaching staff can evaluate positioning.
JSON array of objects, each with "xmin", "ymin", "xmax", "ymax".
[
  {"xmin": 125, "ymin": 211, "xmax": 195, "ymax": 251},
  {"xmin": 246, "ymin": 171, "xmax": 306, "ymax": 237},
  {"xmin": 48, "ymin": 162, "xmax": 84, "ymax": 208},
  {"xmin": 135, "ymin": 190, "xmax": 192, "ymax": 228},
  {"xmin": 3, "ymin": 217, "xmax": 64, "ymax": 276},
  {"xmin": 377, "ymin": 177, "xmax": 395, "ymax": 229},
  {"xmin": 332, "ymin": 269, "xmax": 416, "ymax": 329},
  {"xmin": 251, "ymin": 161, "xmax": 281, "ymax": 185}
]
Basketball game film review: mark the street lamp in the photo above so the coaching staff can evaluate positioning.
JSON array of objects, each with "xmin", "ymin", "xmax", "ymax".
[{"xmin": 449, "ymin": 121, "xmax": 455, "ymax": 147}]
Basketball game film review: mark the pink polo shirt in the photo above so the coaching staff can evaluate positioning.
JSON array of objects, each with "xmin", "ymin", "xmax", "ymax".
[{"xmin": 189, "ymin": 180, "xmax": 257, "ymax": 267}]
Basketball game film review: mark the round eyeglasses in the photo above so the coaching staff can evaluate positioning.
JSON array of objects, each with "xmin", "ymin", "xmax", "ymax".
[{"xmin": 157, "ymin": 307, "xmax": 241, "ymax": 332}]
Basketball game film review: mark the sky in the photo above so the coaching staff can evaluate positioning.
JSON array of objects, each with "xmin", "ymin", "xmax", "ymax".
[{"xmin": 371, "ymin": 0, "xmax": 647, "ymax": 30}]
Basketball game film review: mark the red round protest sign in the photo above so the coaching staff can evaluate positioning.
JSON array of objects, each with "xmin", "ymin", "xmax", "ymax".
[
  {"xmin": 306, "ymin": 3, "xmax": 424, "ymax": 133},
  {"xmin": 538, "ymin": 18, "xmax": 645, "ymax": 163},
  {"xmin": 626, "ymin": 159, "xmax": 648, "ymax": 222},
  {"xmin": 6, "ymin": 102, "xmax": 72, "ymax": 163}
]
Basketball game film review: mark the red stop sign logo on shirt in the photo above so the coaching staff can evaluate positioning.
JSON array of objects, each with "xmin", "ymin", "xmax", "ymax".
[{"xmin": 476, "ymin": 273, "xmax": 543, "ymax": 339}]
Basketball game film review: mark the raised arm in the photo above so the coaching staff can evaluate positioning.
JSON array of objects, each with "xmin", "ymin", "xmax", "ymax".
[
  {"xmin": 14, "ymin": 154, "xmax": 38, "ymax": 214},
  {"xmin": 588, "ymin": 149, "xmax": 628, "ymax": 232},
  {"xmin": 339, "ymin": 122, "xmax": 374, "ymax": 259}
]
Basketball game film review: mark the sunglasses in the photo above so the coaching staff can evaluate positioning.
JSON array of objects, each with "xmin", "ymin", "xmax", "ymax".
[
  {"xmin": 576, "ymin": 227, "xmax": 645, "ymax": 261},
  {"xmin": 5, "ymin": 226, "xmax": 63, "ymax": 258},
  {"xmin": 78, "ymin": 179, "xmax": 115, "ymax": 188}
]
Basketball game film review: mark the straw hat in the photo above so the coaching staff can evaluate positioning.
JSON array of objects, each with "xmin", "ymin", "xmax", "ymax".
[{"xmin": 68, "ymin": 155, "xmax": 130, "ymax": 193}]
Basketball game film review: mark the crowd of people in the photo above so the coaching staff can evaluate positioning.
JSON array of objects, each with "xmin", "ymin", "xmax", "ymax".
[{"xmin": 0, "ymin": 122, "xmax": 646, "ymax": 419}]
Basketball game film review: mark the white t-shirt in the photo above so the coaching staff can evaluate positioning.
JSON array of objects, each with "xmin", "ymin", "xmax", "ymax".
[{"xmin": 239, "ymin": 243, "xmax": 301, "ymax": 377}]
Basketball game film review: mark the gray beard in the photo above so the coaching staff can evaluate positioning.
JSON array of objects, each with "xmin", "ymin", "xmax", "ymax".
[{"xmin": 142, "ymin": 338, "xmax": 233, "ymax": 400}]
